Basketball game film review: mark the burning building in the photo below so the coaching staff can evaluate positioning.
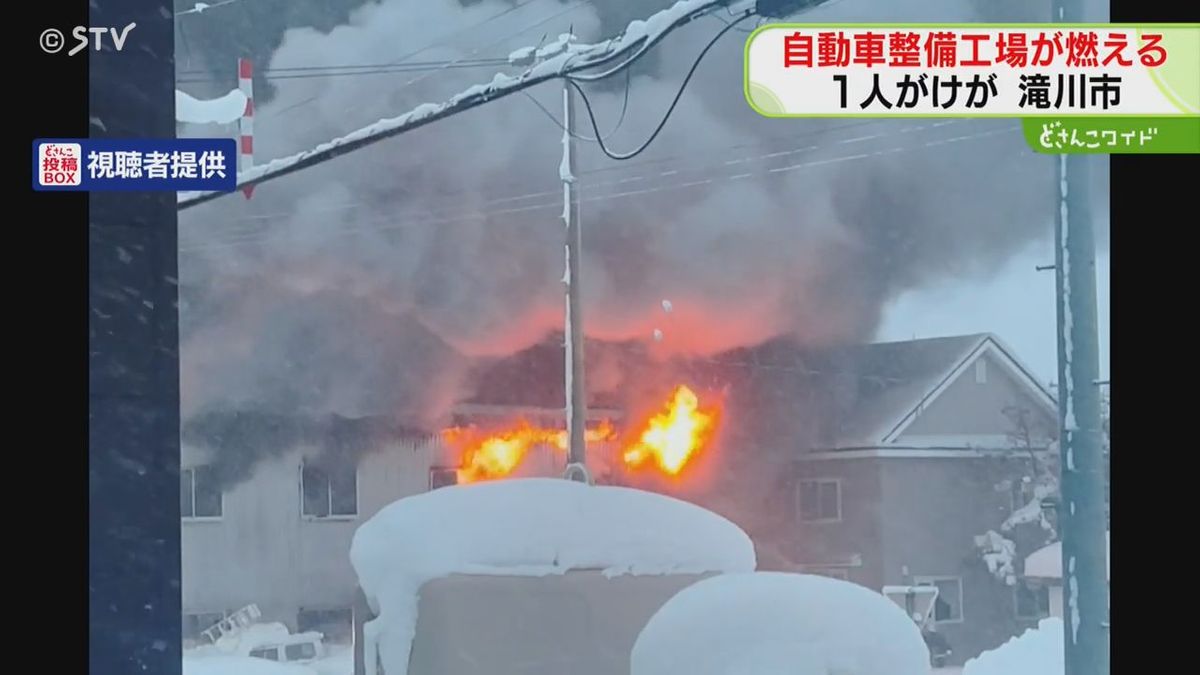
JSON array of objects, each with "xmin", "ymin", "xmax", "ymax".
[{"xmin": 183, "ymin": 330, "xmax": 1058, "ymax": 664}]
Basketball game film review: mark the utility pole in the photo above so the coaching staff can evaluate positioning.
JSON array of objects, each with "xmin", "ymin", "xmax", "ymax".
[
  {"xmin": 1052, "ymin": 0, "xmax": 1109, "ymax": 672},
  {"xmin": 561, "ymin": 79, "xmax": 589, "ymax": 483}
]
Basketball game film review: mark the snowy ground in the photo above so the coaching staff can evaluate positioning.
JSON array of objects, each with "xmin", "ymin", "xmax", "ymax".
[{"xmin": 184, "ymin": 643, "xmax": 352, "ymax": 675}]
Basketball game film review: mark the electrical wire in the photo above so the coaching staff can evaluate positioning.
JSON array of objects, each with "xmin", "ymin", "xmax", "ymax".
[
  {"xmin": 179, "ymin": 123, "xmax": 1020, "ymax": 252},
  {"xmin": 567, "ymin": 10, "xmax": 753, "ymax": 161},
  {"xmin": 520, "ymin": 67, "xmax": 632, "ymax": 142}
]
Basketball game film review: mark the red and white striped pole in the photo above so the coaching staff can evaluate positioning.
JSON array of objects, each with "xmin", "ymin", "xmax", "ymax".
[{"xmin": 237, "ymin": 57, "xmax": 255, "ymax": 199}]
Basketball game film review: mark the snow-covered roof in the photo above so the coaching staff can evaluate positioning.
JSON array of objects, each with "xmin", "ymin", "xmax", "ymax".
[
  {"xmin": 630, "ymin": 572, "xmax": 930, "ymax": 675},
  {"xmin": 1024, "ymin": 533, "xmax": 1110, "ymax": 581},
  {"xmin": 352, "ymin": 478, "xmax": 755, "ymax": 675},
  {"xmin": 458, "ymin": 331, "xmax": 1054, "ymax": 451},
  {"xmin": 176, "ymin": 89, "xmax": 247, "ymax": 125},
  {"xmin": 963, "ymin": 617, "xmax": 1063, "ymax": 675}
]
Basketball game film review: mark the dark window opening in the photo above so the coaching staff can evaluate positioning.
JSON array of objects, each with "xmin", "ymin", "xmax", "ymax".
[
  {"xmin": 181, "ymin": 467, "xmax": 222, "ymax": 519},
  {"xmin": 302, "ymin": 461, "xmax": 357, "ymax": 518}
]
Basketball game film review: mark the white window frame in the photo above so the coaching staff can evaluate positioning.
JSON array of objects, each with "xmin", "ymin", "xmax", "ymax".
[
  {"xmin": 797, "ymin": 478, "xmax": 842, "ymax": 523},
  {"xmin": 300, "ymin": 461, "xmax": 359, "ymax": 521},
  {"xmin": 1013, "ymin": 580, "xmax": 1051, "ymax": 620},
  {"xmin": 914, "ymin": 576, "xmax": 964, "ymax": 625},
  {"xmin": 975, "ymin": 358, "xmax": 988, "ymax": 384},
  {"xmin": 181, "ymin": 466, "xmax": 223, "ymax": 521}
]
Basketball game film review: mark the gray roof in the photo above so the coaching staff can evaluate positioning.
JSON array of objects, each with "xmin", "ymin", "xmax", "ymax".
[{"xmin": 458, "ymin": 332, "xmax": 1022, "ymax": 450}]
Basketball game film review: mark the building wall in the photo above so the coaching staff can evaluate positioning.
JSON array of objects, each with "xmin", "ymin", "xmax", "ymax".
[
  {"xmin": 877, "ymin": 456, "xmax": 1043, "ymax": 664},
  {"xmin": 789, "ymin": 459, "xmax": 886, "ymax": 589},
  {"xmin": 181, "ymin": 439, "xmax": 446, "ymax": 632},
  {"xmin": 899, "ymin": 352, "xmax": 1056, "ymax": 443}
]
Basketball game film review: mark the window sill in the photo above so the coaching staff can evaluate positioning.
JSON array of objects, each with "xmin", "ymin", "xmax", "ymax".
[
  {"xmin": 933, "ymin": 618, "xmax": 965, "ymax": 626},
  {"xmin": 182, "ymin": 516, "xmax": 223, "ymax": 523},
  {"xmin": 301, "ymin": 514, "xmax": 359, "ymax": 522},
  {"xmin": 800, "ymin": 517, "xmax": 842, "ymax": 524}
]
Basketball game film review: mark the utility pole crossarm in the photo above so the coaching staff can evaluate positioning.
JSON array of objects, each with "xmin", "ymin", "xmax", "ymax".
[{"xmin": 177, "ymin": 0, "xmax": 741, "ymax": 211}]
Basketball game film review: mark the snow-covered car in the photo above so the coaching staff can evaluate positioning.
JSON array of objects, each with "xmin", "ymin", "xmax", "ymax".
[{"xmin": 246, "ymin": 630, "xmax": 327, "ymax": 665}]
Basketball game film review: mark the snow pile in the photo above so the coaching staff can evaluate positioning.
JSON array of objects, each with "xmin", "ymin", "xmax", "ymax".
[
  {"xmin": 630, "ymin": 572, "xmax": 931, "ymax": 675},
  {"xmin": 182, "ymin": 655, "xmax": 318, "ymax": 675},
  {"xmin": 176, "ymin": 89, "xmax": 248, "ymax": 125},
  {"xmin": 975, "ymin": 530, "xmax": 1018, "ymax": 585},
  {"xmin": 351, "ymin": 478, "xmax": 755, "ymax": 675},
  {"xmin": 963, "ymin": 618, "xmax": 1064, "ymax": 675},
  {"xmin": 1024, "ymin": 533, "xmax": 1110, "ymax": 581}
]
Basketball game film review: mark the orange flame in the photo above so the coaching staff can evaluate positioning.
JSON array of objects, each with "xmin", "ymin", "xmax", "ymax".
[
  {"xmin": 622, "ymin": 385, "xmax": 718, "ymax": 476},
  {"xmin": 442, "ymin": 386, "xmax": 717, "ymax": 482},
  {"xmin": 445, "ymin": 420, "xmax": 617, "ymax": 483}
]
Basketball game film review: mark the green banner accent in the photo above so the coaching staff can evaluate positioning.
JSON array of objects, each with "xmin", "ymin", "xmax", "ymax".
[{"xmin": 1021, "ymin": 117, "xmax": 1200, "ymax": 153}]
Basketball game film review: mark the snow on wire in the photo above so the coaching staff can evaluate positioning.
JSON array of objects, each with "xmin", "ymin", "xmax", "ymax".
[{"xmin": 177, "ymin": 0, "xmax": 743, "ymax": 210}]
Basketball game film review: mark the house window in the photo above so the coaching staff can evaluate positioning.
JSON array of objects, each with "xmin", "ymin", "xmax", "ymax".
[
  {"xmin": 798, "ymin": 479, "xmax": 841, "ymax": 522},
  {"xmin": 301, "ymin": 461, "xmax": 358, "ymax": 518},
  {"xmin": 298, "ymin": 607, "xmax": 353, "ymax": 642},
  {"xmin": 915, "ymin": 577, "xmax": 964, "ymax": 623},
  {"xmin": 429, "ymin": 467, "xmax": 459, "ymax": 491},
  {"xmin": 181, "ymin": 466, "xmax": 223, "ymax": 519},
  {"xmin": 975, "ymin": 359, "xmax": 988, "ymax": 384},
  {"xmin": 1015, "ymin": 581, "xmax": 1051, "ymax": 619},
  {"xmin": 249, "ymin": 647, "xmax": 279, "ymax": 661},
  {"xmin": 285, "ymin": 642, "xmax": 318, "ymax": 661}
]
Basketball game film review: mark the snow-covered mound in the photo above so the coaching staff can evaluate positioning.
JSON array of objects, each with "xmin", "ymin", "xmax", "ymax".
[
  {"xmin": 351, "ymin": 478, "xmax": 756, "ymax": 675},
  {"xmin": 182, "ymin": 655, "xmax": 318, "ymax": 675},
  {"xmin": 1024, "ymin": 533, "xmax": 1109, "ymax": 581},
  {"xmin": 963, "ymin": 617, "xmax": 1064, "ymax": 675},
  {"xmin": 176, "ymin": 89, "xmax": 247, "ymax": 125},
  {"xmin": 214, "ymin": 621, "xmax": 291, "ymax": 654},
  {"xmin": 630, "ymin": 572, "xmax": 931, "ymax": 675}
]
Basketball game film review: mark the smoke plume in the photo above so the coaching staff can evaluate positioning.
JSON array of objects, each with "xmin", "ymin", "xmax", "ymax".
[{"xmin": 177, "ymin": 0, "xmax": 1109, "ymax": 478}]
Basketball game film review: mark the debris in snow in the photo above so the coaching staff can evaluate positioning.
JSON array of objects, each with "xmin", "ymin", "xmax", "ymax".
[
  {"xmin": 962, "ymin": 617, "xmax": 1064, "ymax": 675},
  {"xmin": 631, "ymin": 572, "xmax": 930, "ymax": 675},
  {"xmin": 351, "ymin": 478, "xmax": 755, "ymax": 675},
  {"xmin": 176, "ymin": 89, "xmax": 248, "ymax": 125},
  {"xmin": 661, "ymin": 299, "xmax": 672, "ymax": 313},
  {"xmin": 178, "ymin": 0, "xmax": 730, "ymax": 208}
]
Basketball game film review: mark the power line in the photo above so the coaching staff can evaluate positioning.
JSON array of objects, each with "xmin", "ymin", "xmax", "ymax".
[
  {"xmin": 185, "ymin": 119, "xmax": 969, "ymax": 239},
  {"xmin": 521, "ymin": 67, "xmax": 632, "ymax": 142},
  {"xmin": 176, "ymin": 59, "xmax": 514, "ymax": 84},
  {"xmin": 184, "ymin": 119, "xmax": 961, "ymax": 229},
  {"xmin": 177, "ymin": 0, "xmax": 741, "ymax": 209},
  {"xmin": 180, "ymin": 124, "xmax": 1021, "ymax": 252},
  {"xmin": 177, "ymin": 58, "xmax": 512, "ymax": 77},
  {"xmin": 568, "ymin": 9, "xmax": 752, "ymax": 161}
]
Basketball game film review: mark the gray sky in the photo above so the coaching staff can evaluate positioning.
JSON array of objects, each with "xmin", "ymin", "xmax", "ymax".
[{"xmin": 877, "ymin": 239, "xmax": 1110, "ymax": 386}]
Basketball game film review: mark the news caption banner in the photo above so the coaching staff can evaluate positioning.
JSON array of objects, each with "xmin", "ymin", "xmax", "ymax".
[
  {"xmin": 744, "ymin": 24, "xmax": 1200, "ymax": 154},
  {"xmin": 32, "ymin": 138, "xmax": 236, "ymax": 191}
]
